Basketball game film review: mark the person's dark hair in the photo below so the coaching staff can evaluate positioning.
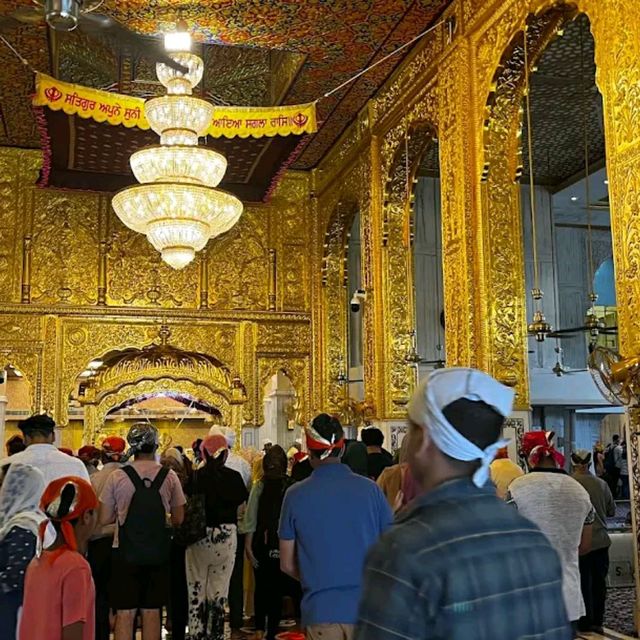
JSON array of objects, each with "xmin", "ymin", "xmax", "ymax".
[
  {"xmin": 263, "ymin": 444, "xmax": 287, "ymax": 479},
  {"xmin": 175, "ymin": 445, "xmax": 184, "ymax": 454},
  {"xmin": 308, "ymin": 413, "xmax": 344, "ymax": 460},
  {"xmin": 439, "ymin": 398, "xmax": 504, "ymax": 473},
  {"xmin": 137, "ymin": 443, "xmax": 156, "ymax": 454},
  {"xmin": 7, "ymin": 435, "xmax": 26, "ymax": 455},
  {"xmin": 361, "ymin": 427, "xmax": 384, "ymax": 447},
  {"xmin": 342, "ymin": 440, "xmax": 368, "ymax": 475},
  {"xmin": 612, "ymin": 434, "xmax": 620, "ymax": 442},
  {"xmin": 19, "ymin": 414, "xmax": 55, "ymax": 439},
  {"xmin": 202, "ymin": 445, "xmax": 227, "ymax": 471}
]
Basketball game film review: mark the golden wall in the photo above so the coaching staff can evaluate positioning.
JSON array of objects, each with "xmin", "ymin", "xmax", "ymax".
[
  {"xmin": 2, "ymin": 0, "xmax": 639, "ymax": 447},
  {"xmin": 0, "ymin": 149, "xmax": 314, "ymax": 442},
  {"xmin": 312, "ymin": 0, "xmax": 640, "ymax": 418}
]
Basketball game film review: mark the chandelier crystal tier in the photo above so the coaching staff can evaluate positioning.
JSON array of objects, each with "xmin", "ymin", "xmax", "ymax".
[{"xmin": 111, "ymin": 26, "xmax": 243, "ymax": 270}]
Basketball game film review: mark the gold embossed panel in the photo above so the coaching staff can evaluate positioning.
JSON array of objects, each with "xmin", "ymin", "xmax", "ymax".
[
  {"xmin": 106, "ymin": 212, "xmax": 199, "ymax": 308},
  {"xmin": 30, "ymin": 190, "xmax": 101, "ymax": 306}
]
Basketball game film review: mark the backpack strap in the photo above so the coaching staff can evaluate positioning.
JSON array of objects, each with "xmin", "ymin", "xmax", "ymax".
[
  {"xmin": 151, "ymin": 466, "xmax": 170, "ymax": 492},
  {"xmin": 122, "ymin": 465, "xmax": 146, "ymax": 490}
]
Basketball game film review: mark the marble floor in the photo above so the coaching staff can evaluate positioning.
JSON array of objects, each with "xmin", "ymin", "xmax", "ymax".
[{"xmin": 578, "ymin": 630, "xmax": 636, "ymax": 640}]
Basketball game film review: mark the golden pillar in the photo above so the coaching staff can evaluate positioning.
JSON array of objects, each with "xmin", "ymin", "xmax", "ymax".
[
  {"xmin": 361, "ymin": 138, "xmax": 386, "ymax": 417},
  {"xmin": 587, "ymin": 0, "xmax": 640, "ymax": 626},
  {"xmin": 438, "ymin": 40, "xmax": 483, "ymax": 372}
]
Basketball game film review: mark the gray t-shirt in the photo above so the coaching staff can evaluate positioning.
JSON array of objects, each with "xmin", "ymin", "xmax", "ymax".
[
  {"xmin": 572, "ymin": 472, "xmax": 615, "ymax": 551},
  {"xmin": 507, "ymin": 469, "xmax": 595, "ymax": 622}
]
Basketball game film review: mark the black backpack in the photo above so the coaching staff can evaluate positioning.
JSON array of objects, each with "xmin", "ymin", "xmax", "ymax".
[{"xmin": 120, "ymin": 465, "xmax": 171, "ymax": 566}]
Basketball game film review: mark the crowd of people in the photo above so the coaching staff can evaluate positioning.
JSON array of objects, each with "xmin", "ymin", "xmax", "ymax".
[{"xmin": 0, "ymin": 367, "xmax": 626, "ymax": 640}]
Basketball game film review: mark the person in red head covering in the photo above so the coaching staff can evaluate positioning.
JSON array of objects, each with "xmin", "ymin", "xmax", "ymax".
[
  {"xmin": 508, "ymin": 432, "xmax": 595, "ymax": 627},
  {"xmin": 185, "ymin": 434, "xmax": 248, "ymax": 640},
  {"xmin": 79, "ymin": 445, "xmax": 101, "ymax": 476},
  {"xmin": 58, "ymin": 447, "xmax": 75, "ymax": 457},
  {"xmin": 20, "ymin": 476, "xmax": 99, "ymax": 640},
  {"xmin": 519, "ymin": 431, "xmax": 564, "ymax": 469}
]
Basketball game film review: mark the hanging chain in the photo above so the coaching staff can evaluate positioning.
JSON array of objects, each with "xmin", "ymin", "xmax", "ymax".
[
  {"xmin": 523, "ymin": 28, "xmax": 541, "ymax": 303},
  {"xmin": 580, "ymin": 21, "xmax": 596, "ymax": 302}
]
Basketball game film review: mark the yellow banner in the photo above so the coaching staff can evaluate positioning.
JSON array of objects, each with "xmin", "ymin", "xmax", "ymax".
[{"xmin": 33, "ymin": 73, "xmax": 317, "ymax": 138}]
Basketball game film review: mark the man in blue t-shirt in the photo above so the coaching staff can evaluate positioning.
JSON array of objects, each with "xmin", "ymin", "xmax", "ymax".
[{"xmin": 279, "ymin": 414, "xmax": 393, "ymax": 640}]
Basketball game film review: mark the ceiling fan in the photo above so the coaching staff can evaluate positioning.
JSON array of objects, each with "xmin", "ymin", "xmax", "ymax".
[
  {"xmin": 546, "ymin": 314, "xmax": 618, "ymax": 339},
  {"xmin": 589, "ymin": 346, "xmax": 640, "ymax": 406},
  {"xmin": 405, "ymin": 336, "xmax": 446, "ymax": 369},
  {"xmin": 549, "ymin": 345, "xmax": 587, "ymax": 377},
  {"xmin": 1, "ymin": 0, "xmax": 187, "ymax": 73}
]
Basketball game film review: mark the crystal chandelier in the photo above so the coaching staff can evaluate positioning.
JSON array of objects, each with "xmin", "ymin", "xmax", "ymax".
[{"xmin": 112, "ymin": 27, "xmax": 243, "ymax": 270}]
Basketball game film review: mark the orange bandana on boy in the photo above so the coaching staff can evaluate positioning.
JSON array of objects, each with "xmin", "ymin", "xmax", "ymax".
[{"xmin": 38, "ymin": 476, "xmax": 98, "ymax": 562}]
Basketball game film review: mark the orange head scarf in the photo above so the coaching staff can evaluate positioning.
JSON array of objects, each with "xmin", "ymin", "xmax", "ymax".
[{"xmin": 39, "ymin": 476, "xmax": 98, "ymax": 562}]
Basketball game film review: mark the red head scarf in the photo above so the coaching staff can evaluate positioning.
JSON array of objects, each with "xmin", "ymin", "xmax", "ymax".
[
  {"xmin": 201, "ymin": 434, "xmax": 228, "ymax": 460},
  {"xmin": 520, "ymin": 431, "xmax": 553, "ymax": 458},
  {"xmin": 521, "ymin": 430, "xmax": 564, "ymax": 468},
  {"xmin": 305, "ymin": 415, "xmax": 345, "ymax": 460},
  {"xmin": 101, "ymin": 435, "xmax": 126, "ymax": 461},
  {"xmin": 39, "ymin": 476, "xmax": 98, "ymax": 562}
]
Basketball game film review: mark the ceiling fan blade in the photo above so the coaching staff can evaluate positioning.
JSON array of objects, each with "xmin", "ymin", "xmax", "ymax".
[
  {"xmin": 79, "ymin": 13, "xmax": 188, "ymax": 74},
  {"xmin": 549, "ymin": 326, "xmax": 588, "ymax": 335},
  {"xmin": 11, "ymin": 6, "xmax": 45, "ymax": 24},
  {"xmin": 546, "ymin": 332, "xmax": 579, "ymax": 339}
]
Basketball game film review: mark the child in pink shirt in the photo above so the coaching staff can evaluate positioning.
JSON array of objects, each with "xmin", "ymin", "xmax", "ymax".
[{"xmin": 20, "ymin": 476, "xmax": 98, "ymax": 640}]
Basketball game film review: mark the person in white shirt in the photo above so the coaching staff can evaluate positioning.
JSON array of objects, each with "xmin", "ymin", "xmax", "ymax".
[
  {"xmin": 507, "ymin": 437, "xmax": 594, "ymax": 630},
  {"xmin": 1, "ymin": 414, "xmax": 89, "ymax": 486}
]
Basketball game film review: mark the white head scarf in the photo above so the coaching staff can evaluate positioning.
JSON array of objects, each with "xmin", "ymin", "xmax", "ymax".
[
  {"xmin": 407, "ymin": 368, "xmax": 515, "ymax": 488},
  {"xmin": 0, "ymin": 462, "xmax": 46, "ymax": 541}
]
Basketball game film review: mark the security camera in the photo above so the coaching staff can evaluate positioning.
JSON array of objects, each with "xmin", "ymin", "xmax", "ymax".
[{"xmin": 350, "ymin": 289, "xmax": 366, "ymax": 313}]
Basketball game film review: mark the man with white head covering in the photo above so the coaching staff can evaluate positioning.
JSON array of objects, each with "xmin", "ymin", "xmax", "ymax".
[{"xmin": 356, "ymin": 368, "xmax": 572, "ymax": 640}]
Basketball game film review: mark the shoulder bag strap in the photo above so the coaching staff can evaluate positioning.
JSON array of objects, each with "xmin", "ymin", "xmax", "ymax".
[
  {"xmin": 150, "ymin": 465, "xmax": 170, "ymax": 492},
  {"xmin": 121, "ymin": 465, "xmax": 145, "ymax": 491}
]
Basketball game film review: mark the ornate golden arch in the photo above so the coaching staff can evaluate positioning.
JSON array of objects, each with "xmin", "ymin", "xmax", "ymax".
[
  {"xmin": 89, "ymin": 377, "xmax": 231, "ymax": 443},
  {"xmin": 0, "ymin": 351, "xmax": 39, "ymax": 412},
  {"xmin": 256, "ymin": 357, "xmax": 309, "ymax": 427},
  {"xmin": 380, "ymin": 117, "xmax": 437, "ymax": 415},
  {"xmin": 321, "ymin": 197, "xmax": 359, "ymax": 412},
  {"xmin": 74, "ymin": 327, "xmax": 238, "ymax": 443},
  {"xmin": 479, "ymin": 6, "xmax": 572, "ymax": 407},
  {"xmin": 471, "ymin": 0, "xmax": 640, "ymax": 373}
]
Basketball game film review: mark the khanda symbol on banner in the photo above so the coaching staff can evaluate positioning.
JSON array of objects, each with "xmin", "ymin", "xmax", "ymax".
[
  {"xmin": 292, "ymin": 111, "xmax": 309, "ymax": 128},
  {"xmin": 44, "ymin": 86, "xmax": 63, "ymax": 102}
]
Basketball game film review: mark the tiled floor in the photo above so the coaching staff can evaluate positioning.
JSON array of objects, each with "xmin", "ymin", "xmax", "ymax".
[{"xmin": 577, "ymin": 630, "xmax": 635, "ymax": 640}]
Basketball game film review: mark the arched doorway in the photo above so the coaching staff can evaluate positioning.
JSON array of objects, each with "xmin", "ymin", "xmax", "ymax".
[{"xmin": 69, "ymin": 325, "xmax": 241, "ymax": 445}]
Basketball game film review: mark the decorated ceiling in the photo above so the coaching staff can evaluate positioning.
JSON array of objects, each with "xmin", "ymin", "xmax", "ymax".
[
  {"xmin": 523, "ymin": 14, "xmax": 604, "ymax": 187},
  {"xmin": 0, "ymin": 0, "xmax": 450, "ymax": 200}
]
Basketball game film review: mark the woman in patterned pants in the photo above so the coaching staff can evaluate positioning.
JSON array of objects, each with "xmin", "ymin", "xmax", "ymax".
[{"xmin": 186, "ymin": 434, "xmax": 248, "ymax": 639}]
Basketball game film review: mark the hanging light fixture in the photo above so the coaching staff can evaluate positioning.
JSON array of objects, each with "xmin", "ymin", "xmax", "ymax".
[
  {"xmin": 112, "ymin": 23, "xmax": 243, "ymax": 270},
  {"xmin": 523, "ymin": 28, "xmax": 552, "ymax": 342},
  {"xmin": 579, "ymin": 20, "xmax": 605, "ymax": 339}
]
